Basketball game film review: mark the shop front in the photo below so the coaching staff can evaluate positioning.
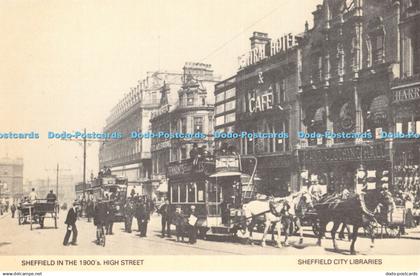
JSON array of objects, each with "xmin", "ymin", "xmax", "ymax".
[
  {"xmin": 391, "ymin": 80, "xmax": 420, "ymax": 199},
  {"xmin": 255, "ymin": 153, "xmax": 298, "ymax": 197},
  {"xmin": 299, "ymin": 142, "xmax": 390, "ymax": 194}
]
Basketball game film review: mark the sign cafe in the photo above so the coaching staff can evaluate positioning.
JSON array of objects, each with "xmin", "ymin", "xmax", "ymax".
[
  {"xmin": 248, "ymin": 86, "xmax": 274, "ymax": 113},
  {"xmin": 392, "ymin": 84, "xmax": 420, "ymax": 103}
]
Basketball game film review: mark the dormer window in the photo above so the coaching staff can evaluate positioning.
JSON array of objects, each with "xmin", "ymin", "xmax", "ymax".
[{"xmin": 187, "ymin": 93, "xmax": 194, "ymax": 106}]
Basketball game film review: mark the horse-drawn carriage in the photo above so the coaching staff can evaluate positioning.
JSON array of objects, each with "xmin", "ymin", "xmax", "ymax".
[
  {"xmin": 369, "ymin": 205, "xmax": 406, "ymax": 238},
  {"xmin": 17, "ymin": 200, "xmax": 58, "ymax": 230}
]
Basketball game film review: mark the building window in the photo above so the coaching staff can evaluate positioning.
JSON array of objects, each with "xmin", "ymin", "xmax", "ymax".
[
  {"xmin": 171, "ymin": 185, "xmax": 179, "ymax": 203},
  {"xmin": 180, "ymin": 117, "xmax": 187, "ymax": 133},
  {"xmin": 194, "ymin": 117, "xmax": 203, "ymax": 132},
  {"xmin": 276, "ymin": 80, "xmax": 286, "ymax": 105},
  {"xmin": 215, "ymin": 116, "xmax": 225, "ymax": 126},
  {"xmin": 372, "ymin": 34, "xmax": 384, "ymax": 65},
  {"xmin": 225, "ymin": 100, "xmax": 236, "ymax": 112},
  {"xmin": 151, "ymin": 92, "xmax": 158, "ymax": 104},
  {"xmin": 312, "ymin": 54, "xmax": 322, "ymax": 82},
  {"xmin": 187, "ymin": 93, "xmax": 194, "ymax": 106},
  {"xmin": 181, "ymin": 146, "xmax": 187, "ymax": 160},
  {"xmin": 215, "ymin": 104, "xmax": 224, "ymax": 115},
  {"xmin": 413, "ymin": 28, "xmax": 420, "ymax": 75},
  {"xmin": 216, "ymin": 92, "xmax": 225, "ymax": 103},
  {"xmin": 225, "ymin": 113, "xmax": 235, "ymax": 124},
  {"xmin": 225, "ymin": 88, "xmax": 236, "ymax": 100}
]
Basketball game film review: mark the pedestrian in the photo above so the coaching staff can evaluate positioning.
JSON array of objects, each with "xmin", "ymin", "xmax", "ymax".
[
  {"xmin": 138, "ymin": 197, "xmax": 150, "ymax": 237},
  {"xmin": 10, "ymin": 203, "xmax": 16, "ymax": 218},
  {"xmin": 86, "ymin": 199, "xmax": 94, "ymax": 223},
  {"xmin": 186, "ymin": 205, "xmax": 198, "ymax": 244},
  {"xmin": 105, "ymin": 201, "xmax": 114, "ymax": 235},
  {"xmin": 157, "ymin": 198, "xmax": 172, "ymax": 238},
  {"xmin": 173, "ymin": 206, "xmax": 186, "ymax": 242},
  {"xmin": 94, "ymin": 199, "xmax": 107, "ymax": 244},
  {"xmin": 63, "ymin": 202, "xmax": 78, "ymax": 246},
  {"xmin": 124, "ymin": 199, "xmax": 135, "ymax": 233}
]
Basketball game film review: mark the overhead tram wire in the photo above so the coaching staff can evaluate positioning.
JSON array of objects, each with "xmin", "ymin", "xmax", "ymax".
[{"xmin": 199, "ymin": 2, "xmax": 287, "ymax": 63}]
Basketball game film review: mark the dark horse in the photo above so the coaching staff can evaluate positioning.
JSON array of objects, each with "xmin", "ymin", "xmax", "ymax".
[{"xmin": 314, "ymin": 190, "xmax": 393, "ymax": 255}]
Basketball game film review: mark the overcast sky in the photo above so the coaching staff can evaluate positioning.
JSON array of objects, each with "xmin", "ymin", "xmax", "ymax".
[{"xmin": 0, "ymin": 0, "xmax": 322, "ymax": 181}]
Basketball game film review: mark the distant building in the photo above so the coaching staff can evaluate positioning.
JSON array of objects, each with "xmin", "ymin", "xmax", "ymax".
[
  {"xmin": 150, "ymin": 62, "xmax": 220, "ymax": 199},
  {"xmin": 99, "ymin": 71, "xmax": 186, "ymax": 196},
  {"xmin": 234, "ymin": 31, "xmax": 301, "ymax": 196},
  {"xmin": 0, "ymin": 157, "xmax": 23, "ymax": 200},
  {"xmin": 214, "ymin": 75, "xmax": 237, "ymax": 151}
]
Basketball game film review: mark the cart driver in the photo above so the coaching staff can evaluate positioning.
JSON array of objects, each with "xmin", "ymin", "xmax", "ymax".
[
  {"xmin": 308, "ymin": 180, "xmax": 323, "ymax": 202},
  {"xmin": 46, "ymin": 190, "xmax": 57, "ymax": 203},
  {"xmin": 29, "ymin": 188, "xmax": 38, "ymax": 204}
]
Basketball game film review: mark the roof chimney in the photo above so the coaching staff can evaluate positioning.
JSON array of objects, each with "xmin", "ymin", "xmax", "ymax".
[{"xmin": 249, "ymin": 32, "xmax": 271, "ymax": 50}]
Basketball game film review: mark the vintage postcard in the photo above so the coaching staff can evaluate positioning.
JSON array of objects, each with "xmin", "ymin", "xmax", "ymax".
[{"xmin": 0, "ymin": 0, "xmax": 419, "ymax": 273}]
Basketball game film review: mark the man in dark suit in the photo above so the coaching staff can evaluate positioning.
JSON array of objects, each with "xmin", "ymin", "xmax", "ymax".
[
  {"xmin": 157, "ymin": 199, "xmax": 172, "ymax": 238},
  {"xmin": 63, "ymin": 202, "xmax": 78, "ymax": 246},
  {"xmin": 185, "ymin": 205, "xmax": 198, "ymax": 244},
  {"xmin": 139, "ymin": 197, "xmax": 151, "ymax": 237}
]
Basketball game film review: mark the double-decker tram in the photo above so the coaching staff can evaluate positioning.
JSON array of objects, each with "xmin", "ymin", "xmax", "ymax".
[{"xmin": 167, "ymin": 154, "xmax": 257, "ymax": 237}]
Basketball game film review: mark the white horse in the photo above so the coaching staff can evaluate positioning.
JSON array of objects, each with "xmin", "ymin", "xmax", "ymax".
[{"xmin": 242, "ymin": 198, "xmax": 289, "ymax": 247}]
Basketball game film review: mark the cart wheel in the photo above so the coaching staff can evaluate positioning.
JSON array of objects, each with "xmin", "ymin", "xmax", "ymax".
[
  {"xmin": 386, "ymin": 225, "xmax": 400, "ymax": 238},
  {"xmin": 18, "ymin": 213, "xmax": 22, "ymax": 225}
]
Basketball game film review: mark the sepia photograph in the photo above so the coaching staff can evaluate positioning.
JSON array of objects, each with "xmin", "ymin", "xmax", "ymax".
[{"xmin": 0, "ymin": 0, "xmax": 420, "ymax": 273}]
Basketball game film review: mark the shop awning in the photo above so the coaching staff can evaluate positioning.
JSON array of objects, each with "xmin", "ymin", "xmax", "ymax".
[
  {"xmin": 209, "ymin": 171, "xmax": 242, "ymax": 178},
  {"xmin": 370, "ymin": 95, "xmax": 389, "ymax": 114}
]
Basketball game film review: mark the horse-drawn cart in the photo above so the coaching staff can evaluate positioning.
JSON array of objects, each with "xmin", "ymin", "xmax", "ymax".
[
  {"xmin": 370, "ymin": 205, "xmax": 406, "ymax": 238},
  {"xmin": 17, "ymin": 200, "xmax": 58, "ymax": 230}
]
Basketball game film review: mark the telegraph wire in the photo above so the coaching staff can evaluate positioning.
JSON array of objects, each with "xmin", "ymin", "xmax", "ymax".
[{"xmin": 199, "ymin": 2, "xmax": 287, "ymax": 62}]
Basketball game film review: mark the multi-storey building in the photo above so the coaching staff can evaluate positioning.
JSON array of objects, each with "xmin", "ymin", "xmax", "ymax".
[
  {"xmin": 150, "ymin": 63, "xmax": 220, "ymax": 198},
  {"xmin": 0, "ymin": 157, "xmax": 23, "ymax": 200},
  {"xmin": 99, "ymin": 71, "xmax": 182, "ymax": 197},
  {"xmin": 390, "ymin": 0, "xmax": 420, "ymax": 195},
  {"xmin": 297, "ymin": 0, "xmax": 400, "ymax": 193},
  {"xmin": 214, "ymin": 75, "xmax": 237, "ymax": 150},
  {"xmin": 234, "ymin": 32, "xmax": 302, "ymax": 197}
]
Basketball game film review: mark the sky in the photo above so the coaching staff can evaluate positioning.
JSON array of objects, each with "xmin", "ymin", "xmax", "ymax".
[{"xmin": 0, "ymin": 0, "xmax": 322, "ymax": 182}]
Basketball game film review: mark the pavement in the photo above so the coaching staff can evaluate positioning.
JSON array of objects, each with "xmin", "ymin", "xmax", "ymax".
[{"xmin": 0, "ymin": 211, "xmax": 419, "ymax": 255}]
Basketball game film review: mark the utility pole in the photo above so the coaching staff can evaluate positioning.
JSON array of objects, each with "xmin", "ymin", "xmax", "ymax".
[
  {"xmin": 45, "ymin": 165, "xmax": 71, "ymax": 201},
  {"xmin": 56, "ymin": 163, "xmax": 59, "ymax": 199},
  {"xmin": 83, "ymin": 128, "xmax": 87, "ymax": 200}
]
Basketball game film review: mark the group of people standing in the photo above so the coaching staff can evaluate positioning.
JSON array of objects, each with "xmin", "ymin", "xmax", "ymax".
[
  {"xmin": 123, "ymin": 194, "xmax": 154, "ymax": 237},
  {"xmin": 157, "ymin": 199, "xmax": 199, "ymax": 244}
]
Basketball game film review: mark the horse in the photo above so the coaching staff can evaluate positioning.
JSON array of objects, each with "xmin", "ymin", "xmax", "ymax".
[
  {"xmin": 314, "ymin": 189, "xmax": 394, "ymax": 255},
  {"xmin": 241, "ymin": 197, "xmax": 290, "ymax": 247},
  {"xmin": 288, "ymin": 191, "xmax": 314, "ymax": 244}
]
